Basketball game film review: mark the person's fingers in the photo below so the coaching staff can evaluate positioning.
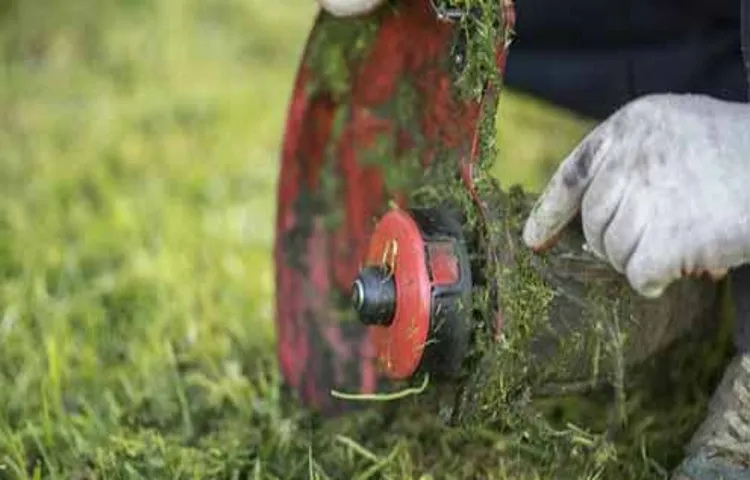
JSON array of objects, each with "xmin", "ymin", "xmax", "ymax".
[
  {"xmin": 629, "ymin": 265, "xmax": 730, "ymax": 299},
  {"xmin": 626, "ymin": 220, "xmax": 735, "ymax": 297},
  {"xmin": 523, "ymin": 130, "xmax": 612, "ymax": 251},
  {"xmin": 601, "ymin": 181, "xmax": 650, "ymax": 274},
  {"xmin": 625, "ymin": 225, "xmax": 680, "ymax": 298},
  {"xmin": 316, "ymin": 0, "xmax": 386, "ymax": 17},
  {"xmin": 706, "ymin": 268, "xmax": 729, "ymax": 281},
  {"xmin": 579, "ymin": 156, "xmax": 629, "ymax": 263},
  {"xmin": 690, "ymin": 207, "xmax": 750, "ymax": 277},
  {"xmin": 686, "ymin": 268, "xmax": 729, "ymax": 281}
]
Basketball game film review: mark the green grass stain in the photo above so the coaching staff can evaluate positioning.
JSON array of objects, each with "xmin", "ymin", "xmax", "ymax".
[{"xmin": 305, "ymin": 13, "xmax": 381, "ymax": 100}]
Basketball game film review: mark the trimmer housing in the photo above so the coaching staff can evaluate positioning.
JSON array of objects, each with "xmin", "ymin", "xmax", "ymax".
[{"xmin": 351, "ymin": 207, "xmax": 473, "ymax": 380}]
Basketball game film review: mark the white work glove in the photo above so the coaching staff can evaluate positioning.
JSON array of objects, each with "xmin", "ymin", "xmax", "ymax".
[
  {"xmin": 522, "ymin": 93, "xmax": 750, "ymax": 298},
  {"xmin": 315, "ymin": 0, "xmax": 386, "ymax": 17}
]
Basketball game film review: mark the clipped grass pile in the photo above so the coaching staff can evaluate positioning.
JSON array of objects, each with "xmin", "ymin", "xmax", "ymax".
[{"xmin": 0, "ymin": 0, "xmax": 733, "ymax": 478}]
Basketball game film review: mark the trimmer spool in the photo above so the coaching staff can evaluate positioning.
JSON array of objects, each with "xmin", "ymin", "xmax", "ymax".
[{"xmin": 351, "ymin": 207, "xmax": 474, "ymax": 381}]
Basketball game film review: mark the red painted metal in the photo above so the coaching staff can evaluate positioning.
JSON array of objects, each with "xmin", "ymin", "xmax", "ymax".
[
  {"xmin": 275, "ymin": 0, "xmax": 515, "ymax": 415},
  {"xmin": 428, "ymin": 242, "xmax": 460, "ymax": 287}
]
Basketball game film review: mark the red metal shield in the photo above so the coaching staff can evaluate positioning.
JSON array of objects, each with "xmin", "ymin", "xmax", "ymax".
[{"xmin": 275, "ymin": 0, "xmax": 514, "ymax": 415}]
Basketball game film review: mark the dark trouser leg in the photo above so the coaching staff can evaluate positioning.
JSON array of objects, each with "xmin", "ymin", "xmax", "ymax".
[
  {"xmin": 732, "ymin": 265, "xmax": 750, "ymax": 354},
  {"xmin": 672, "ymin": 355, "xmax": 750, "ymax": 479},
  {"xmin": 672, "ymin": 266, "xmax": 750, "ymax": 479}
]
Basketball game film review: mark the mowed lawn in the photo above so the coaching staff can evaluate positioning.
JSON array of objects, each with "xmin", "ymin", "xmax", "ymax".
[{"xmin": 0, "ymin": 1, "xmax": 638, "ymax": 478}]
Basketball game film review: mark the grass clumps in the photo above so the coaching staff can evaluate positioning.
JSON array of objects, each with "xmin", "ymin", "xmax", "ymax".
[{"xmin": 435, "ymin": 182, "xmax": 732, "ymax": 479}]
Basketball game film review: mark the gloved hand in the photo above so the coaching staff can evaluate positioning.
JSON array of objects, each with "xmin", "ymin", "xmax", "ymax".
[
  {"xmin": 522, "ymin": 93, "xmax": 750, "ymax": 298},
  {"xmin": 315, "ymin": 0, "xmax": 385, "ymax": 17}
]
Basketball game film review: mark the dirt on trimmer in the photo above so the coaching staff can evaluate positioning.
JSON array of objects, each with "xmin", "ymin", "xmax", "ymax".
[{"xmin": 274, "ymin": 0, "xmax": 723, "ymax": 429}]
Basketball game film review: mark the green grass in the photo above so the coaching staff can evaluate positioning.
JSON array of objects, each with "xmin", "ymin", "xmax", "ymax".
[{"xmin": 0, "ymin": 1, "xmax": 718, "ymax": 478}]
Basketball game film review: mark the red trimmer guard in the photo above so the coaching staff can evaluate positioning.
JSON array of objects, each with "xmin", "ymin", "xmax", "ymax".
[{"xmin": 274, "ymin": 0, "xmax": 514, "ymax": 416}]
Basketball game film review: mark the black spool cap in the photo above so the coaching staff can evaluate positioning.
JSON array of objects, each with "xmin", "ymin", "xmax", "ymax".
[{"xmin": 351, "ymin": 266, "xmax": 397, "ymax": 326}]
